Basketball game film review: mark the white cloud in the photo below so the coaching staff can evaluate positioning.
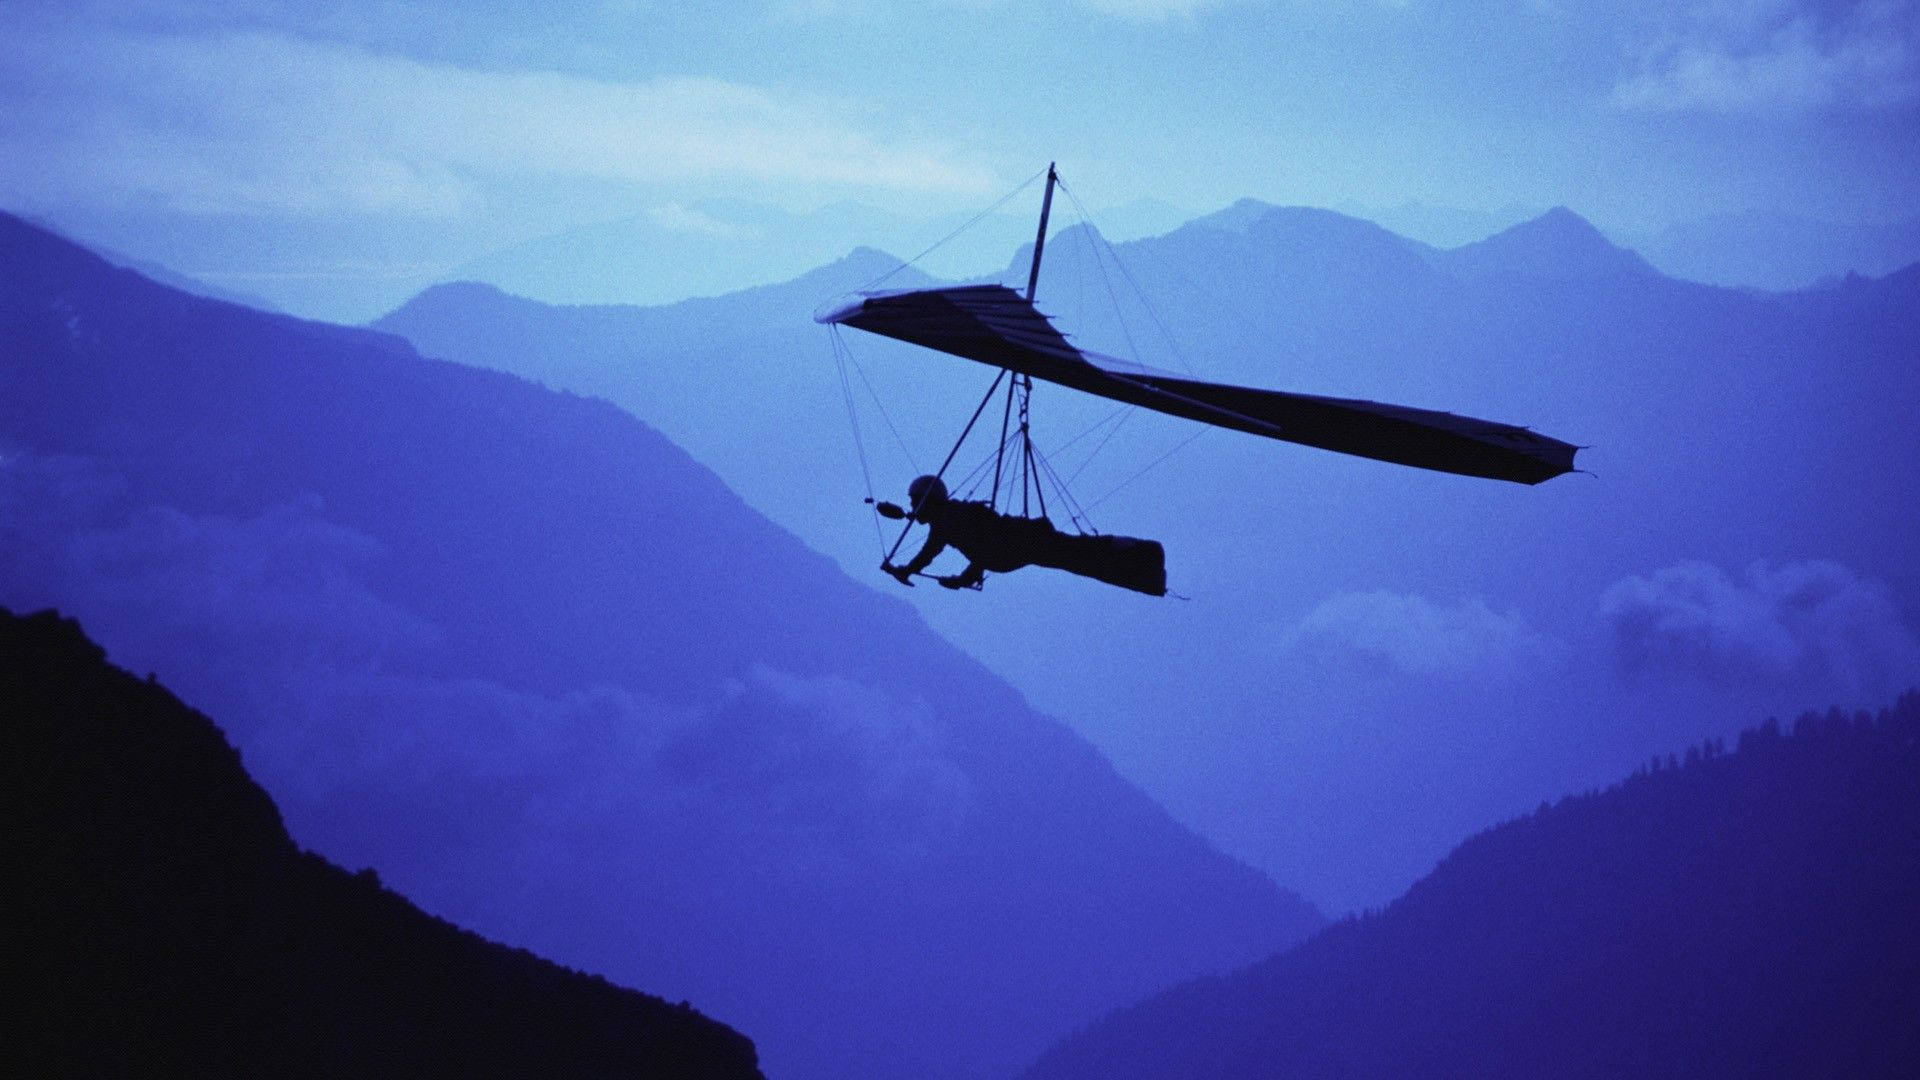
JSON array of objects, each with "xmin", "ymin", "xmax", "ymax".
[
  {"xmin": 643, "ymin": 201, "xmax": 760, "ymax": 238},
  {"xmin": 1282, "ymin": 590, "xmax": 1561, "ymax": 679},
  {"xmin": 1611, "ymin": 0, "xmax": 1920, "ymax": 113},
  {"xmin": 0, "ymin": 28, "xmax": 994, "ymax": 217},
  {"xmin": 1601, "ymin": 559, "xmax": 1920, "ymax": 701}
]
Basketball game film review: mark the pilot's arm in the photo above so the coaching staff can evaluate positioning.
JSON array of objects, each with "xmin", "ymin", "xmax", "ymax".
[
  {"xmin": 902, "ymin": 532, "xmax": 947, "ymax": 576},
  {"xmin": 884, "ymin": 528, "xmax": 946, "ymax": 586}
]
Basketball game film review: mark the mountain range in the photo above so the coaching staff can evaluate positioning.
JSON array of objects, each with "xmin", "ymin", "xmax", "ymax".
[
  {"xmin": 1343, "ymin": 201, "xmax": 1920, "ymax": 291},
  {"xmin": 1026, "ymin": 696, "xmax": 1920, "ymax": 1079},
  {"xmin": 446, "ymin": 195, "xmax": 1195, "ymax": 308},
  {"xmin": 13, "ymin": 595, "xmax": 1910, "ymax": 1077},
  {"xmin": 1629, "ymin": 210, "xmax": 1920, "ymax": 292},
  {"xmin": 0, "ymin": 210, "xmax": 1323, "ymax": 1080},
  {"xmin": 377, "ymin": 198, "xmax": 1920, "ymax": 912},
  {"xmin": 4, "ymin": 605, "xmax": 762, "ymax": 1079},
  {"xmin": 441, "ymin": 196, "xmax": 1920, "ymax": 313}
]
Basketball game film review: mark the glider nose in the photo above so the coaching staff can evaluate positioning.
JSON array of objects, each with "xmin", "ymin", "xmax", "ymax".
[{"xmin": 814, "ymin": 294, "xmax": 867, "ymax": 325}]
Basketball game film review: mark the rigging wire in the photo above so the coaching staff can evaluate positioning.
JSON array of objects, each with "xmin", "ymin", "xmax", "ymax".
[
  {"xmin": 839, "ymin": 331, "xmax": 919, "ymax": 474},
  {"xmin": 1019, "ymin": 377, "xmax": 1047, "ymax": 521},
  {"xmin": 1055, "ymin": 176, "xmax": 1200, "ymax": 378},
  {"xmin": 1083, "ymin": 425, "xmax": 1213, "ymax": 513},
  {"xmin": 990, "ymin": 369, "xmax": 1017, "ymax": 509},
  {"xmin": 829, "ymin": 327, "xmax": 887, "ymax": 557},
  {"xmin": 1060, "ymin": 407, "xmax": 1138, "ymax": 490},
  {"xmin": 847, "ymin": 166, "xmax": 1051, "ymax": 297},
  {"xmin": 1046, "ymin": 402, "xmax": 1131, "ymax": 459},
  {"xmin": 1061, "ymin": 175, "xmax": 1325, "ymax": 380},
  {"xmin": 951, "ymin": 427, "xmax": 1018, "ymax": 502},
  {"xmin": 1067, "ymin": 192, "xmax": 1148, "ymax": 375},
  {"xmin": 1033, "ymin": 439, "xmax": 1098, "ymax": 534}
]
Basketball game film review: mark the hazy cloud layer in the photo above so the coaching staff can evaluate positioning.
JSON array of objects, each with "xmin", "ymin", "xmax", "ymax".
[
  {"xmin": 1282, "ymin": 590, "xmax": 1561, "ymax": 679},
  {"xmin": 0, "ymin": 452, "xmax": 972, "ymax": 880},
  {"xmin": 0, "ymin": 453, "xmax": 431, "ymax": 673},
  {"xmin": 1602, "ymin": 559, "xmax": 1920, "ymax": 702},
  {"xmin": 1611, "ymin": 0, "xmax": 1920, "ymax": 113},
  {"xmin": 0, "ymin": 26, "xmax": 992, "ymax": 216}
]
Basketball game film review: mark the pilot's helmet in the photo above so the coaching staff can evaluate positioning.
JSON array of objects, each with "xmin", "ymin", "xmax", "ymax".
[{"xmin": 907, "ymin": 475, "xmax": 948, "ymax": 513}]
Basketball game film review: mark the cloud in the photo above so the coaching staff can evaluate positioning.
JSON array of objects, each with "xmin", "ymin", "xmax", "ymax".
[
  {"xmin": 0, "ymin": 451, "xmax": 972, "ymax": 884},
  {"xmin": 1610, "ymin": 0, "xmax": 1920, "ymax": 113},
  {"xmin": 0, "ymin": 27, "xmax": 994, "ymax": 216},
  {"xmin": 0, "ymin": 454, "xmax": 431, "ymax": 676},
  {"xmin": 1282, "ymin": 590, "xmax": 1561, "ymax": 679},
  {"xmin": 656, "ymin": 667, "xmax": 974, "ymax": 852},
  {"xmin": 1601, "ymin": 559, "xmax": 1920, "ymax": 701},
  {"xmin": 643, "ymin": 202, "xmax": 760, "ymax": 238}
]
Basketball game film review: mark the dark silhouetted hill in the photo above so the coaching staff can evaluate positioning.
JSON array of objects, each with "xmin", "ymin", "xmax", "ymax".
[
  {"xmin": 1025, "ymin": 695, "xmax": 1920, "ymax": 1080},
  {"xmin": 3, "ymin": 606, "xmax": 761, "ymax": 1080},
  {"xmin": 17, "ymin": 213, "xmax": 283, "ymax": 313},
  {"xmin": 0, "ymin": 211, "xmax": 1323, "ymax": 1080}
]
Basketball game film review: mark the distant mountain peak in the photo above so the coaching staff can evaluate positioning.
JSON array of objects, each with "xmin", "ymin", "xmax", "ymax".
[
  {"xmin": 1005, "ymin": 221, "xmax": 1108, "ymax": 280},
  {"xmin": 1510, "ymin": 205, "xmax": 1611, "ymax": 245},
  {"xmin": 1440, "ymin": 205, "xmax": 1658, "ymax": 282},
  {"xmin": 411, "ymin": 279, "xmax": 517, "ymax": 304},
  {"xmin": 1191, "ymin": 198, "xmax": 1280, "ymax": 234},
  {"xmin": 376, "ymin": 279, "xmax": 547, "ymax": 324},
  {"xmin": 839, "ymin": 245, "xmax": 910, "ymax": 275}
]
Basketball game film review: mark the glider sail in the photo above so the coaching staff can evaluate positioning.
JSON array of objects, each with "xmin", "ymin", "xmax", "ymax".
[{"xmin": 816, "ymin": 282, "xmax": 1579, "ymax": 485}]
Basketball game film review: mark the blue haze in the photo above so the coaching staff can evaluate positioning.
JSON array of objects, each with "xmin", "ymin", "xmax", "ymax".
[
  {"xmin": 380, "ymin": 206, "xmax": 1920, "ymax": 911},
  {"xmin": 3, "ymin": 1, "xmax": 1919, "ymax": 1070},
  {"xmin": 0, "ymin": 214, "xmax": 1323, "ymax": 1080},
  {"xmin": 5, "ymin": 2, "xmax": 1918, "ymax": 318}
]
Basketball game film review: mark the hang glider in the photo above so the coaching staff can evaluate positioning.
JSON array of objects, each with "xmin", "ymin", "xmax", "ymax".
[{"xmin": 816, "ymin": 168, "xmax": 1578, "ymax": 486}]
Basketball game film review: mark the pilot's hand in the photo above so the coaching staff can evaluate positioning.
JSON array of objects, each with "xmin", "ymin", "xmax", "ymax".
[
  {"xmin": 883, "ymin": 562, "xmax": 914, "ymax": 587},
  {"xmin": 936, "ymin": 575, "xmax": 967, "ymax": 590}
]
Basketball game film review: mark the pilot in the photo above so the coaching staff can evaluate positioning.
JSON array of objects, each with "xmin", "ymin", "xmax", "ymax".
[{"xmin": 882, "ymin": 475, "xmax": 1080, "ymax": 590}]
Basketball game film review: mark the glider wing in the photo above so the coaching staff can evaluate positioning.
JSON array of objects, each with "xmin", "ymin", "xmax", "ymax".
[{"xmin": 817, "ymin": 284, "xmax": 1578, "ymax": 485}]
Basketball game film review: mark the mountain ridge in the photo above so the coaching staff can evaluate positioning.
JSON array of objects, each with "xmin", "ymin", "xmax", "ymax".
[
  {"xmin": 1436, "ymin": 205, "xmax": 1659, "ymax": 283},
  {"xmin": 4, "ymin": 604, "xmax": 764, "ymax": 1079},
  {"xmin": 371, "ymin": 195, "xmax": 1920, "ymax": 921},
  {"xmin": 1024, "ymin": 695, "xmax": 1920, "ymax": 1079},
  {"xmin": 0, "ymin": 208, "xmax": 1324, "ymax": 1080}
]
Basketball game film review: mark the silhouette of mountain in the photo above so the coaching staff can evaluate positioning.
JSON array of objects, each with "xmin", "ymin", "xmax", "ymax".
[
  {"xmin": 0, "ymin": 211, "xmax": 1324, "ymax": 1080},
  {"xmin": 1633, "ymin": 210, "xmax": 1920, "ymax": 292},
  {"xmin": 374, "ymin": 199, "xmax": 1920, "ymax": 916},
  {"xmin": 445, "ymin": 196, "xmax": 1195, "ymax": 308},
  {"xmin": 1339, "ymin": 200, "xmax": 1543, "ymax": 250},
  {"xmin": 4, "ymin": 606, "xmax": 761, "ymax": 1079},
  {"xmin": 1188, "ymin": 196, "xmax": 1285, "ymax": 234},
  {"xmin": 17, "ymin": 213, "xmax": 284, "ymax": 313},
  {"xmin": 1025, "ymin": 695, "xmax": 1920, "ymax": 1080},
  {"xmin": 1434, "ymin": 206, "xmax": 1658, "ymax": 282}
]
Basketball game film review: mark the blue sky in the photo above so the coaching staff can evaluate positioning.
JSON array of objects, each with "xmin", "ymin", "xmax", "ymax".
[{"xmin": 4, "ymin": 1, "xmax": 1917, "ymax": 317}]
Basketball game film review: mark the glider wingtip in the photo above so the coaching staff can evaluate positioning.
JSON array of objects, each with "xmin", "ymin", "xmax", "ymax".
[{"xmin": 814, "ymin": 295, "xmax": 867, "ymax": 325}]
